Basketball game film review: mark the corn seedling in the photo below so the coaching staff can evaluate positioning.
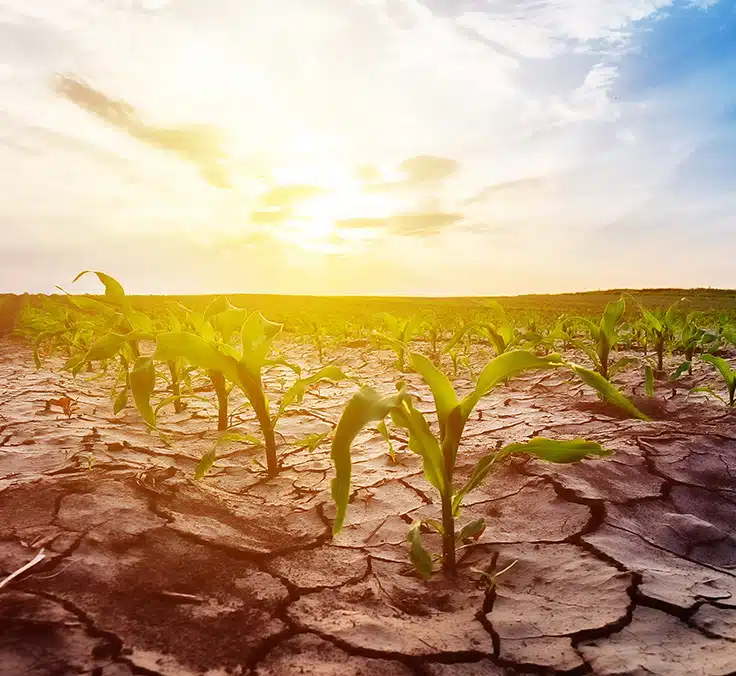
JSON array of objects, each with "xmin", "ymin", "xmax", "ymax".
[
  {"xmin": 154, "ymin": 316, "xmax": 352, "ymax": 476},
  {"xmin": 693, "ymin": 355, "xmax": 736, "ymax": 407},
  {"xmin": 572, "ymin": 297, "xmax": 630, "ymax": 380},
  {"xmin": 374, "ymin": 313, "xmax": 424, "ymax": 372},
  {"xmin": 629, "ymin": 296, "xmax": 685, "ymax": 373},
  {"xmin": 330, "ymin": 350, "xmax": 643, "ymax": 577}
]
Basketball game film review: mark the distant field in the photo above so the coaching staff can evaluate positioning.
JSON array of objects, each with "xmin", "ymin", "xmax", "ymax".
[{"xmin": 3, "ymin": 287, "xmax": 736, "ymax": 334}]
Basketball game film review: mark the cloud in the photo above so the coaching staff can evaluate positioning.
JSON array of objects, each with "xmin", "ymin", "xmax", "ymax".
[
  {"xmin": 259, "ymin": 184, "xmax": 326, "ymax": 207},
  {"xmin": 465, "ymin": 177, "xmax": 549, "ymax": 205},
  {"xmin": 399, "ymin": 155, "xmax": 458, "ymax": 182},
  {"xmin": 54, "ymin": 75, "xmax": 231, "ymax": 188},
  {"xmin": 338, "ymin": 211, "xmax": 463, "ymax": 236}
]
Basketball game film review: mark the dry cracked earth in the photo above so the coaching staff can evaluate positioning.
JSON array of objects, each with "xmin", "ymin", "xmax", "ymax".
[{"xmin": 1, "ymin": 336, "xmax": 735, "ymax": 675}]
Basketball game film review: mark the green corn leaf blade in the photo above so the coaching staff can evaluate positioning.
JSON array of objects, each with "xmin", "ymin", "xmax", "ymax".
[
  {"xmin": 665, "ymin": 298, "xmax": 686, "ymax": 326},
  {"xmin": 701, "ymin": 354, "xmax": 735, "ymax": 388},
  {"xmin": 461, "ymin": 351, "xmax": 565, "ymax": 421},
  {"xmin": 407, "ymin": 520, "xmax": 433, "ymax": 580},
  {"xmin": 402, "ymin": 314, "xmax": 424, "ymax": 343},
  {"xmin": 423, "ymin": 518, "xmax": 444, "ymax": 535},
  {"xmin": 126, "ymin": 310, "xmax": 153, "ymax": 333},
  {"xmin": 409, "ymin": 352, "xmax": 459, "ymax": 437},
  {"xmin": 645, "ymin": 365, "xmax": 655, "ymax": 397},
  {"xmin": 195, "ymin": 448, "xmax": 217, "ymax": 480},
  {"xmin": 85, "ymin": 331, "xmax": 152, "ymax": 362},
  {"xmin": 154, "ymin": 332, "xmax": 241, "ymax": 384},
  {"xmin": 166, "ymin": 309, "xmax": 182, "ymax": 332},
  {"xmin": 670, "ymin": 361, "xmax": 691, "ymax": 382},
  {"xmin": 67, "ymin": 295, "xmax": 121, "ymax": 317},
  {"xmin": 390, "ymin": 397, "xmax": 447, "ymax": 495},
  {"xmin": 609, "ymin": 356, "xmax": 639, "ymax": 378},
  {"xmin": 567, "ymin": 362, "xmax": 649, "ymax": 420},
  {"xmin": 641, "ymin": 307, "xmax": 663, "ymax": 334},
  {"xmin": 571, "ymin": 338, "xmax": 603, "ymax": 372},
  {"xmin": 377, "ymin": 420, "xmax": 396, "ymax": 461},
  {"xmin": 129, "ymin": 356, "xmax": 156, "ymax": 428},
  {"xmin": 576, "ymin": 317, "xmax": 600, "ymax": 342},
  {"xmin": 500, "ymin": 437, "xmax": 610, "ymax": 464},
  {"xmin": 216, "ymin": 431, "xmax": 263, "ymax": 446},
  {"xmin": 444, "ymin": 323, "xmax": 478, "ymax": 354},
  {"xmin": 297, "ymin": 431, "xmax": 330, "ymax": 453},
  {"xmin": 241, "ymin": 311, "xmax": 283, "ymax": 360},
  {"xmin": 331, "ymin": 387, "xmax": 406, "ymax": 534},
  {"xmin": 113, "ymin": 386, "xmax": 128, "ymax": 415},
  {"xmin": 691, "ymin": 385, "xmax": 728, "ymax": 405},
  {"xmin": 264, "ymin": 356, "xmax": 303, "ymax": 375},
  {"xmin": 453, "ymin": 452, "xmax": 500, "ymax": 514},
  {"xmin": 483, "ymin": 299, "xmax": 508, "ymax": 323},
  {"xmin": 204, "ymin": 296, "xmax": 232, "ymax": 320},
  {"xmin": 600, "ymin": 297, "xmax": 625, "ymax": 343},
  {"xmin": 213, "ymin": 308, "xmax": 249, "ymax": 344},
  {"xmin": 73, "ymin": 271, "xmax": 127, "ymax": 307},
  {"xmin": 153, "ymin": 394, "xmax": 186, "ymax": 415},
  {"xmin": 374, "ymin": 332, "xmax": 407, "ymax": 354},
  {"xmin": 485, "ymin": 324, "xmax": 507, "ymax": 355},
  {"xmin": 276, "ymin": 364, "xmax": 351, "ymax": 419},
  {"xmin": 456, "ymin": 519, "xmax": 486, "ymax": 543}
]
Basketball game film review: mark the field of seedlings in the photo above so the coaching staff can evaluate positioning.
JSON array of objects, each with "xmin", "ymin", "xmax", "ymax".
[{"xmin": 1, "ymin": 274, "xmax": 735, "ymax": 676}]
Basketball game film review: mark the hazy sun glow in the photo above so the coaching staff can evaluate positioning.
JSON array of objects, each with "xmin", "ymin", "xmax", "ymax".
[{"xmin": 265, "ymin": 157, "xmax": 401, "ymax": 253}]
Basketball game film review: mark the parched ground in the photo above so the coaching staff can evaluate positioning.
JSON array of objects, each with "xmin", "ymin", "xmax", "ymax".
[{"xmin": 1, "ymin": 336, "xmax": 735, "ymax": 675}]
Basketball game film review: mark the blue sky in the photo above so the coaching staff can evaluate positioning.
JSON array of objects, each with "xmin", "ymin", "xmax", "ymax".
[{"xmin": 0, "ymin": 0, "xmax": 734, "ymax": 295}]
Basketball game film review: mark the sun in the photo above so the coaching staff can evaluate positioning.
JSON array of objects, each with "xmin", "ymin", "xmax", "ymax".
[{"xmin": 266, "ymin": 159, "xmax": 399, "ymax": 253}]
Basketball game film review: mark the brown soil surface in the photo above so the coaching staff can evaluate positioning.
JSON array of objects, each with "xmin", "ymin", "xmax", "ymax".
[{"xmin": 1, "ymin": 337, "xmax": 734, "ymax": 675}]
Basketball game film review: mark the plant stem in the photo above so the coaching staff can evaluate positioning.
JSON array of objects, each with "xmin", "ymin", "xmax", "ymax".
[
  {"xmin": 168, "ymin": 361, "xmax": 184, "ymax": 413},
  {"xmin": 264, "ymin": 424, "xmax": 277, "ymax": 477},
  {"xmin": 440, "ymin": 491, "xmax": 456, "ymax": 575},
  {"xmin": 210, "ymin": 371, "xmax": 228, "ymax": 432}
]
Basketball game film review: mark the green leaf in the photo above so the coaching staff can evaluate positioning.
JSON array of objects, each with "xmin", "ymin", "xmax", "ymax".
[
  {"xmin": 73, "ymin": 271, "xmax": 127, "ymax": 307},
  {"xmin": 409, "ymin": 352, "xmax": 459, "ymax": 438},
  {"xmin": 203, "ymin": 296, "xmax": 231, "ymax": 320},
  {"xmin": 195, "ymin": 448, "xmax": 217, "ymax": 480},
  {"xmin": 377, "ymin": 420, "xmax": 396, "ymax": 462},
  {"xmin": 113, "ymin": 386, "xmax": 128, "ymax": 415},
  {"xmin": 461, "ymin": 350, "xmax": 564, "ymax": 420},
  {"xmin": 456, "ymin": 519, "xmax": 486, "ymax": 543},
  {"xmin": 129, "ymin": 356, "xmax": 156, "ymax": 428},
  {"xmin": 443, "ymin": 323, "xmax": 476, "ymax": 353},
  {"xmin": 240, "ymin": 311, "xmax": 283, "ymax": 362},
  {"xmin": 277, "ymin": 365, "xmax": 351, "ymax": 419},
  {"xmin": 568, "ymin": 363, "xmax": 649, "ymax": 420},
  {"xmin": 154, "ymin": 332, "xmax": 240, "ymax": 384},
  {"xmin": 330, "ymin": 387, "xmax": 406, "ymax": 534},
  {"xmin": 600, "ymin": 297, "xmax": 625, "ymax": 343},
  {"xmin": 500, "ymin": 437, "xmax": 610, "ymax": 464},
  {"xmin": 670, "ymin": 361, "xmax": 691, "ymax": 382},
  {"xmin": 85, "ymin": 331, "xmax": 152, "ymax": 362},
  {"xmin": 609, "ymin": 356, "xmax": 639, "ymax": 377},
  {"xmin": 390, "ymin": 396, "xmax": 448, "ymax": 495},
  {"xmin": 645, "ymin": 365, "xmax": 655, "ymax": 397},
  {"xmin": 407, "ymin": 520, "xmax": 433, "ymax": 579},
  {"xmin": 701, "ymin": 354, "xmax": 735, "ymax": 388}
]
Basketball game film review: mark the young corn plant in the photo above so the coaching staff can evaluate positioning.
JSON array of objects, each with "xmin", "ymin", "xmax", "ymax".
[
  {"xmin": 693, "ymin": 355, "xmax": 736, "ymax": 408},
  {"xmin": 572, "ymin": 297, "xmax": 631, "ymax": 380},
  {"xmin": 445, "ymin": 301, "xmax": 539, "ymax": 358},
  {"xmin": 154, "ymin": 313, "xmax": 351, "ymax": 477},
  {"xmin": 330, "ymin": 350, "xmax": 644, "ymax": 577},
  {"xmin": 374, "ymin": 313, "xmax": 423, "ymax": 372},
  {"xmin": 629, "ymin": 296, "xmax": 685, "ymax": 373}
]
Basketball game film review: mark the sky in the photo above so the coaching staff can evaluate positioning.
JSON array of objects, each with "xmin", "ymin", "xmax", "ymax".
[{"xmin": 0, "ymin": 0, "xmax": 734, "ymax": 296}]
